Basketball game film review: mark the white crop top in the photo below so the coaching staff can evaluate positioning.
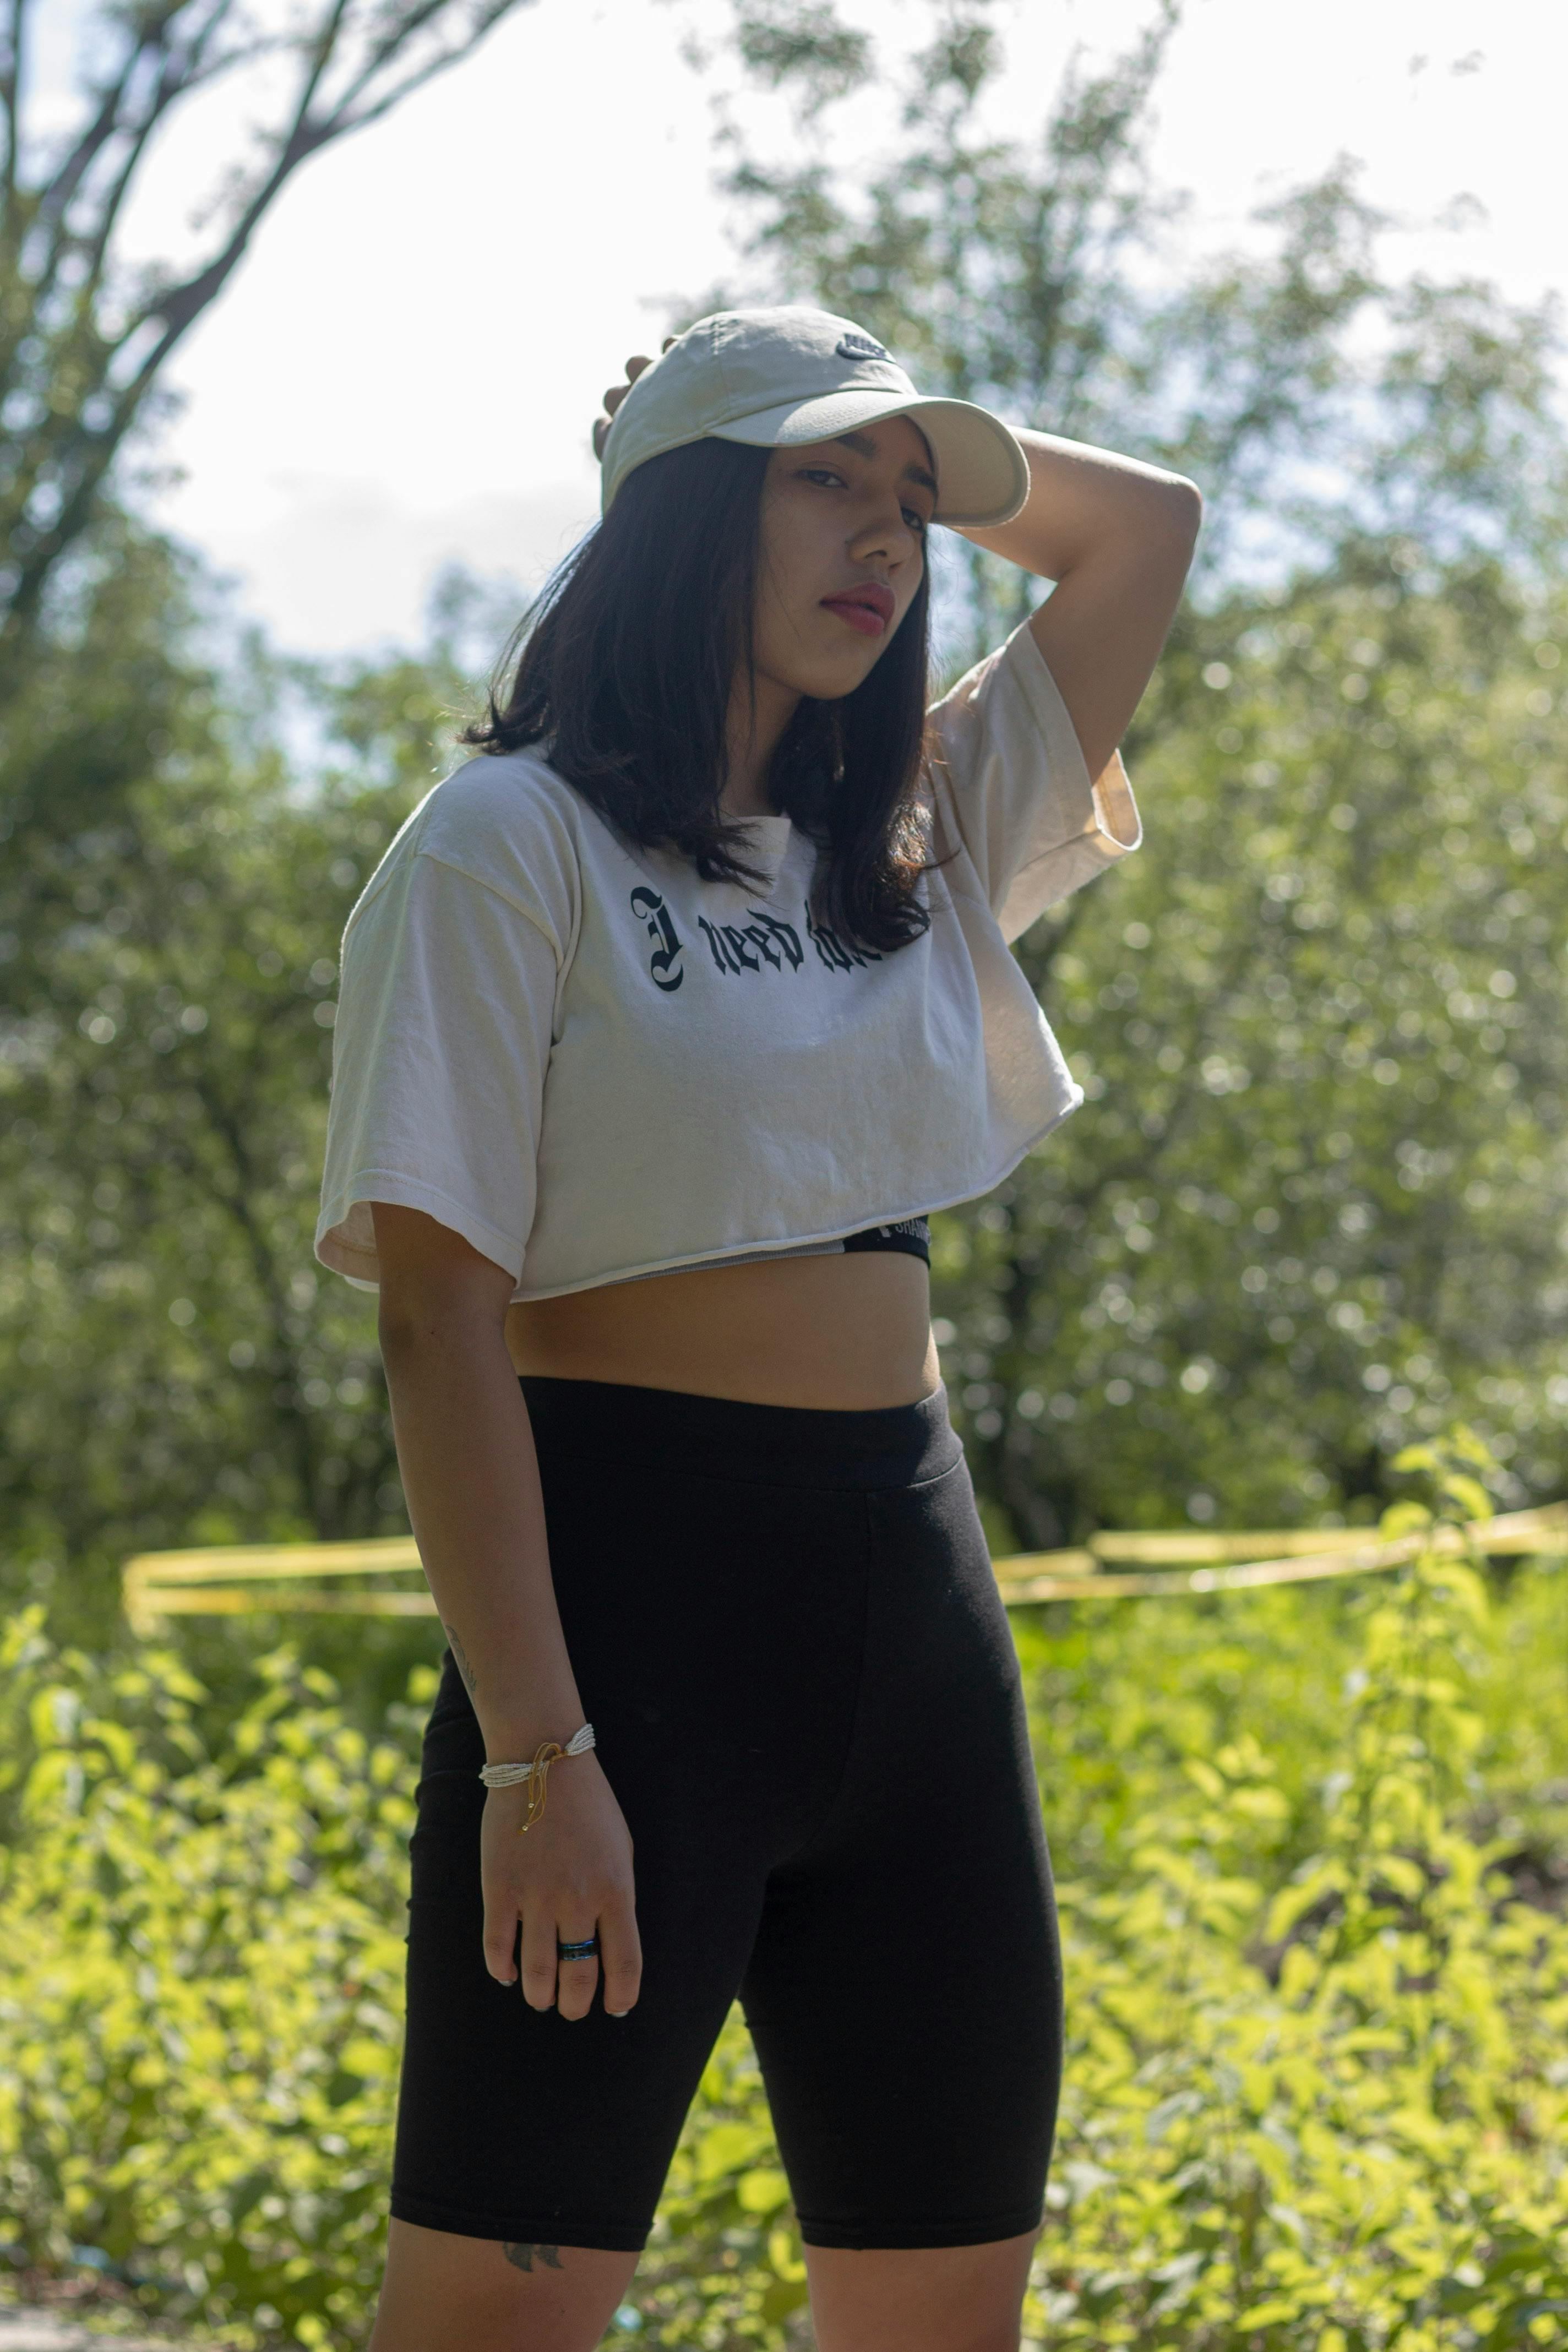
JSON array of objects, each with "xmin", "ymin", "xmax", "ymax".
[{"xmin": 315, "ymin": 619, "xmax": 1141, "ymax": 1300}]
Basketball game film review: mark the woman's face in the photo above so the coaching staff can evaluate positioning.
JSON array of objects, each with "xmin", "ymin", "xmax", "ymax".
[{"xmin": 751, "ymin": 415, "xmax": 935, "ymax": 704}]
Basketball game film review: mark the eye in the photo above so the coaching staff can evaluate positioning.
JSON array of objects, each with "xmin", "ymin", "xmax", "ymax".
[
  {"xmin": 902, "ymin": 504, "xmax": 930, "ymax": 535},
  {"xmin": 799, "ymin": 465, "xmax": 848, "ymax": 489}
]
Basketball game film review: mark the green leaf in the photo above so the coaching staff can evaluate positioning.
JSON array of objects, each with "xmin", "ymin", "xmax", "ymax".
[{"xmin": 737, "ymin": 2168, "xmax": 792, "ymax": 2215}]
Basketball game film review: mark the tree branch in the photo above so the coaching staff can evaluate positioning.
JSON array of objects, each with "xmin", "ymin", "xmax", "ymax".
[
  {"xmin": 314, "ymin": 0, "xmax": 448, "ymax": 122},
  {"xmin": 184, "ymin": 1059, "xmax": 324, "ymax": 1520},
  {"xmin": 35, "ymin": 14, "xmax": 167, "ymax": 227},
  {"xmin": 323, "ymin": 0, "xmax": 520, "ymax": 133},
  {"xmin": 93, "ymin": 0, "xmax": 265, "ymax": 262},
  {"xmin": 0, "ymin": 0, "xmax": 26, "ymax": 210},
  {"xmin": 0, "ymin": 0, "xmax": 537, "ymax": 671}
]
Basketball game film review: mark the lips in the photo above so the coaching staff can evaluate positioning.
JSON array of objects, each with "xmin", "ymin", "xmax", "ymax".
[{"xmin": 820, "ymin": 581, "xmax": 896, "ymax": 636}]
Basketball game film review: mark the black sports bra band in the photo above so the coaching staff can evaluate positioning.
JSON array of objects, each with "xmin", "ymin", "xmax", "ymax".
[{"xmin": 840, "ymin": 1216, "xmax": 931, "ymax": 1265}]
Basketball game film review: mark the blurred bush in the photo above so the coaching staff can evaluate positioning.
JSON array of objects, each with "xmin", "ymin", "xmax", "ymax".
[
  {"xmin": 1025, "ymin": 1450, "xmax": 1568, "ymax": 2349},
  {"xmin": 0, "ymin": 1617, "xmax": 420, "ymax": 2345},
  {"xmin": 1, "ymin": 1445, "xmax": 1564, "ymax": 2349}
]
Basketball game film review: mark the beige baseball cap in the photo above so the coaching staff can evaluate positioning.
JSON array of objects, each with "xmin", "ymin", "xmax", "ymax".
[{"xmin": 598, "ymin": 305, "xmax": 1030, "ymax": 529}]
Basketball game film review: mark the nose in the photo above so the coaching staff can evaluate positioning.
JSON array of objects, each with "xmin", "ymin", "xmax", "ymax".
[{"xmin": 847, "ymin": 500, "xmax": 921, "ymax": 570}]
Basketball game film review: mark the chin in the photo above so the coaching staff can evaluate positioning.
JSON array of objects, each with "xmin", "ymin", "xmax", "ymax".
[
  {"xmin": 800, "ymin": 649, "xmax": 886, "ymax": 701},
  {"xmin": 796, "ymin": 673, "xmax": 869, "ymax": 706}
]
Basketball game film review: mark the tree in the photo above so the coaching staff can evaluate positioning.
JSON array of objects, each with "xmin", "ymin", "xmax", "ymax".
[
  {"xmin": 0, "ymin": 0, "xmax": 536, "ymax": 675},
  {"xmin": 7, "ymin": 0, "xmax": 1566, "ymax": 1642},
  {"xmin": 0, "ymin": 539, "xmax": 476, "ymax": 1648},
  {"xmin": 707, "ymin": 0, "xmax": 1566, "ymax": 643},
  {"xmin": 948, "ymin": 567, "xmax": 1568, "ymax": 1547},
  {"xmin": 703, "ymin": 0, "xmax": 1568, "ymax": 1542}
]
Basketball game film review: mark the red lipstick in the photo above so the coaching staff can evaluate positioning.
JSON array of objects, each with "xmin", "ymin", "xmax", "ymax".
[{"xmin": 820, "ymin": 581, "xmax": 895, "ymax": 637}]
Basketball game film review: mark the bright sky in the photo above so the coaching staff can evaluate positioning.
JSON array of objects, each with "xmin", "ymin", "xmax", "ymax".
[{"xmin": 53, "ymin": 0, "xmax": 1566, "ymax": 655}]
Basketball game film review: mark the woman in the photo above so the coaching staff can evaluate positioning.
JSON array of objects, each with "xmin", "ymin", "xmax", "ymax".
[{"xmin": 317, "ymin": 305, "xmax": 1199, "ymax": 2352}]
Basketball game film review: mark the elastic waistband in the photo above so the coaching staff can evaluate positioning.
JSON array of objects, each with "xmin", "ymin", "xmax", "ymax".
[{"xmin": 519, "ymin": 1375, "xmax": 961, "ymax": 1493}]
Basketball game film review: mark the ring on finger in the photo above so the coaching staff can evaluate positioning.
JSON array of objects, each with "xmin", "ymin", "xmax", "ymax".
[{"xmin": 557, "ymin": 1934, "xmax": 599, "ymax": 1962}]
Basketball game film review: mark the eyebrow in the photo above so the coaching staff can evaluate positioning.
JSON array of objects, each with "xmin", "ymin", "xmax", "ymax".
[{"xmin": 832, "ymin": 430, "xmax": 938, "ymax": 499}]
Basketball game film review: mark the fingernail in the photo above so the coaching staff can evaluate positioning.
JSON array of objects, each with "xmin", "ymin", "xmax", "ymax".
[{"xmin": 607, "ymin": 2008, "xmax": 629, "ymax": 2017}]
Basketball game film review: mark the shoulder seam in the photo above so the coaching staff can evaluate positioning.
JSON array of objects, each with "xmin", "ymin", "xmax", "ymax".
[{"xmin": 416, "ymin": 847, "xmax": 565, "ymax": 961}]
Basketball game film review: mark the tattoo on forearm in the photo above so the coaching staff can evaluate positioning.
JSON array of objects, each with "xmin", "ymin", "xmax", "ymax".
[
  {"xmin": 443, "ymin": 1621, "xmax": 479, "ymax": 1701},
  {"xmin": 503, "ymin": 2241, "xmax": 563, "ymax": 2274}
]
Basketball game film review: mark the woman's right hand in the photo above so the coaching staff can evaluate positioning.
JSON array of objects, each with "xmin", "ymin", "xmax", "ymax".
[{"xmin": 480, "ymin": 1751, "xmax": 641, "ymax": 2020}]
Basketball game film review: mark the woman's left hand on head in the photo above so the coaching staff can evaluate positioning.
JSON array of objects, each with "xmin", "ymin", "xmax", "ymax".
[{"xmin": 592, "ymin": 341, "xmax": 675, "ymax": 459}]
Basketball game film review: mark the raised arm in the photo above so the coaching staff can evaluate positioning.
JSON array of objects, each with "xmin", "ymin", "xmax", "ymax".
[
  {"xmin": 374, "ymin": 1201, "xmax": 640, "ymax": 2018},
  {"xmin": 955, "ymin": 432, "xmax": 1202, "ymax": 781}
]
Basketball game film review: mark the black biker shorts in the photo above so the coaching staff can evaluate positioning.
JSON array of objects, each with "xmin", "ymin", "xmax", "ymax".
[{"xmin": 391, "ymin": 1376, "xmax": 1063, "ymax": 2253}]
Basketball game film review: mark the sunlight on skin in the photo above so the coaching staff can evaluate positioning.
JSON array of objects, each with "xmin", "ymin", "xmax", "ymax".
[
  {"xmin": 367, "ymin": 2219, "xmax": 638, "ymax": 2352},
  {"xmin": 726, "ymin": 415, "xmax": 937, "ymax": 815},
  {"xmin": 367, "ymin": 2216, "xmax": 1041, "ymax": 2352},
  {"xmin": 804, "ymin": 2230, "xmax": 1042, "ymax": 2352},
  {"xmin": 597, "ymin": 353, "xmax": 938, "ymax": 823},
  {"xmin": 598, "ymin": 349, "xmax": 1202, "ymax": 803}
]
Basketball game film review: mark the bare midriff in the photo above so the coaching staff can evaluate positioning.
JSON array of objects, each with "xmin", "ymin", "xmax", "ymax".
[{"xmin": 505, "ymin": 1248, "xmax": 939, "ymax": 1411}]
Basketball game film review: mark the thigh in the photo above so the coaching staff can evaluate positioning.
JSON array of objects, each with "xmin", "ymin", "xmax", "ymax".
[
  {"xmin": 742, "ymin": 1457, "xmax": 1063, "ymax": 2251},
  {"xmin": 369, "ymin": 2219, "xmax": 637, "ymax": 2352},
  {"xmin": 804, "ymin": 2233, "xmax": 1039, "ymax": 2352}
]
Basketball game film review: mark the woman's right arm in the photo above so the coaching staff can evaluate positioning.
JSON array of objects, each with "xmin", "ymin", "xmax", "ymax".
[{"xmin": 373, "ymin": 1200, "xmax": 641, "ymax": 2019}]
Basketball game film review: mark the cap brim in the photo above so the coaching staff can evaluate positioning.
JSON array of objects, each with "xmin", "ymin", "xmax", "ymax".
[{"xmin": 711, "ymin": 389, "xmax": 1030, "ymax": 528}]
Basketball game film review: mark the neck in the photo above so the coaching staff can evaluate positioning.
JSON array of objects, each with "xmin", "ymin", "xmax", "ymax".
[{"xmin": 721, "ymin": 669, "xmax": 799, "ymax": 820}]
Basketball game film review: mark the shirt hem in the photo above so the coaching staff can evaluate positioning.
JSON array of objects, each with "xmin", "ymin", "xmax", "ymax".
[{"xmin": 511, "ymin": 1093, "xmax": 1084, "ymax": 1303}]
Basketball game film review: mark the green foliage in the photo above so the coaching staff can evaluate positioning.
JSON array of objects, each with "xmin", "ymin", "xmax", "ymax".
[
  {"xmin": 1, "ymin": 11, "xmax": 1564, "ymax": 2345},
  {"xmin": 1019, "ymin": 1443, "xmax": 1568, "ymax": 2350},
  {"xmin": 712, "ymin": 0, "xmax": 1567, "ymax": 627},
  {"xmin": 635, "ymin": 2013, "xmax": 812, "ymax": 2348},
  {"xmin": 0, "ymin": 542, "xmax": 469, "ymax": 1648},
  {"xmin": 728, "ymin": 1, "xmax": 872, "ymax": 106},
  {"xmin": 938, "ymin": 568, "xmax": 1568, "ymax": 1544},
  {"xmin": 2, "ymin": 1451, "xmax": 1565, "ymax": 2348},
  {"xmin": 3, "ymin": 4, "xmax": 1563, "ymax": 1638},
  {"xmin": 0, "ymin": 0, "xmax": 535, "ymax": 665},
  {"xmin": 707, "ymin": 0, "xmax": 1568, "ymax": 1543},
  {"xmin": 0, "ymin": 1611, "xmax": 427, "ymax": 2346}
]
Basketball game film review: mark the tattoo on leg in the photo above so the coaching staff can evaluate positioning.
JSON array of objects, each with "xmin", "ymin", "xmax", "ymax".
[
  {"xmin": 503, "ymin": 2242, "xmax": 563, "ymax": 2274},
  {"xmin": 442, "ymin": 1621, "xmax": 479, "ymax": 1702}
]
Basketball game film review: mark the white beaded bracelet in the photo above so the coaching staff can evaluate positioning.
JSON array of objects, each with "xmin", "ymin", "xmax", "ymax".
[{"xmin": 478, "ymin": 1723, "xmax": 596, "ymax": 1789}]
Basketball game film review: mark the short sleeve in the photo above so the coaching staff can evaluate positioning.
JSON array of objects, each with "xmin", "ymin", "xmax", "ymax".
[
  {"xmin": 924, "ymin": 617, "xmax": 1142, "ymax": 943},
  {"xmin": 314, "ymin": 849, "xmax": 560, "ymax": 1292}
]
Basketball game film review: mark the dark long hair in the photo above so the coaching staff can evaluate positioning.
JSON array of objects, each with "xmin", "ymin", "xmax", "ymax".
[{"xmin": 462, "ymin": 438, "xmax": 933, "ymax": 953}]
